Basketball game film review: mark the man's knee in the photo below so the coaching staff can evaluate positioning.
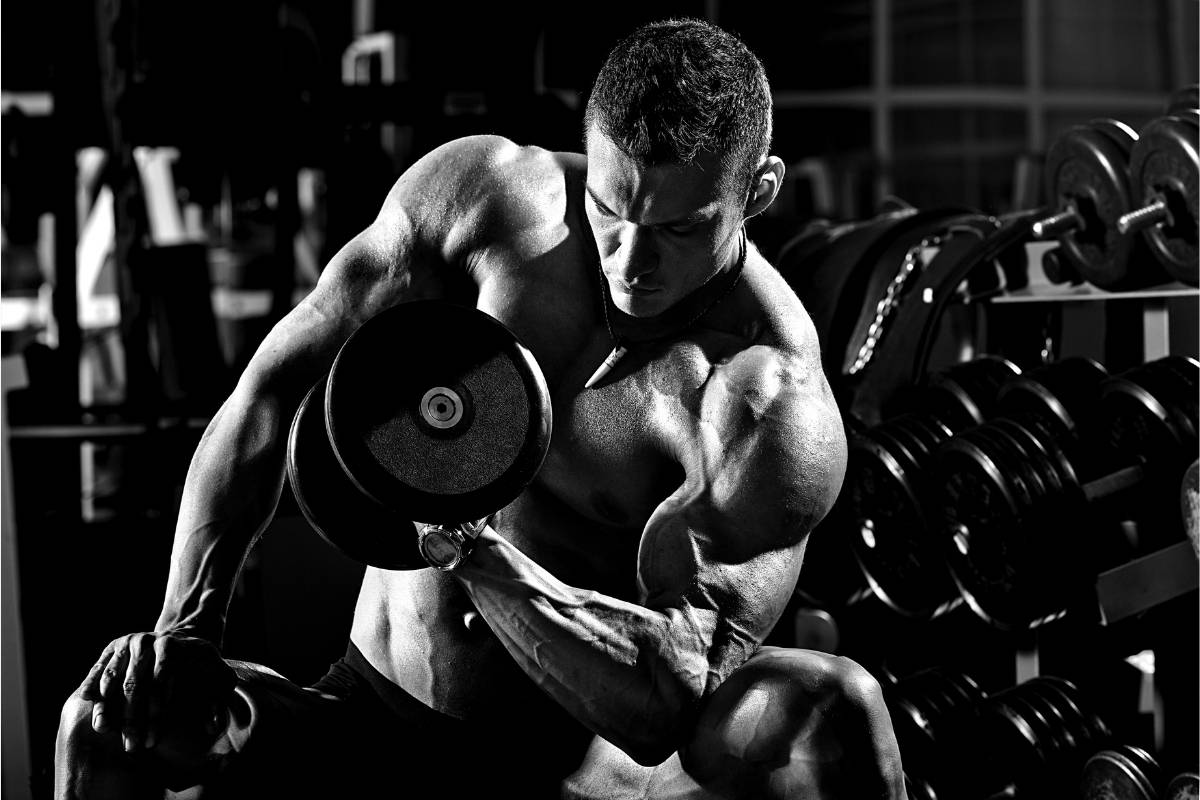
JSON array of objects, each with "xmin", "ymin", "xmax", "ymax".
[
  {"xmin": 59, "ymin": 692, "xmax": 94, "ymax": 741},
  {"xmin": 57, "ymin": 692, "xmax": 124, "ymax": 761},
  {"xmin": 681, "ymin": 648, "xmax": 905, "ymax": 799}
]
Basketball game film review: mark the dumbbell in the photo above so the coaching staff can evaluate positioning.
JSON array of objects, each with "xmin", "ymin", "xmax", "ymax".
[
  {"xmin": 930, "ymin": 356, "xmax": 1199, "ymax": 630},
  {"xmin": 286, "ymin": 300, "xmax": 553, "ymax": 569},
  {"xmin": 995, "ymin": 356, "xmax": 1110, "ymax": 441},
  {"xmin": 1165, "ymin": 772, "xmax": 1200, "ymax": 800},
  {"xmin": 884, "ymin": 666, "xmax": 991, "ymax": 797},
  {"xmin": 973, "ymin": 676, "xmax": 1115, "ymax": 799},
  {"xmin": 846, "ymin": 356, "xmax": 1021, "ymax": 619},
  {"xmin": 1116, "ymin": 113, "xmax": 1199, "ymax": 287},
  {"xmin": 888, "ymin": 670, "xmax": 1114, "ymax": 800},
  {"xmin": 1166, "ymin": 83, "xmax": 1199, "ymax": 117},
  {"xmin": 1034, "ymin": 118, "xmax": 1167, "ymax": 291},
  {"xmin": 1080, "ymin": 744, "xmax": 1165, "ymax": 800}
]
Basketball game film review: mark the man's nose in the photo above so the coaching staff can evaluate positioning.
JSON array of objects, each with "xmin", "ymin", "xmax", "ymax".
[{"xmin": 611, "ymin": 225, "xmax": 658, "ymax": 282}]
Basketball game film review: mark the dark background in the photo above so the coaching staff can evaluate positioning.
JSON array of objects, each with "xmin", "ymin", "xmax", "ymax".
[{"xmin": 2, "ymin": 1, "xmax": 1198, "ymax": 798}]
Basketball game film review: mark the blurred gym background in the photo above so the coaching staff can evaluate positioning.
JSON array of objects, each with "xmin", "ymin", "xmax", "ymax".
[{"xmin": 2, "ymin": 1, "xmax": 1197, "ymax": 798}]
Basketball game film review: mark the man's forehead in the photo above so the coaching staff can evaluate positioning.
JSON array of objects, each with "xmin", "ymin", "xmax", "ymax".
[{"xmin": 585, "ymin": 129, "xmax": 732, "ymax": 219}]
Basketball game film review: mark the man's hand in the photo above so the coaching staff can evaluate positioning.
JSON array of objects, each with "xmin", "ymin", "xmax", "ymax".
[{"xmin": 79, "ymin": 632, "xmax": 236, "ymax": 753}]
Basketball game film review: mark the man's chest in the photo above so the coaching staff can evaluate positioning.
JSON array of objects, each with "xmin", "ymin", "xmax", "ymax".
[
  {"xmin": 470, "ymin": 236, "xmax": 714, "ymax": 531},
  {"xmin": 538, "ymin": 367, "xmax": 689, "ymax": 529}
]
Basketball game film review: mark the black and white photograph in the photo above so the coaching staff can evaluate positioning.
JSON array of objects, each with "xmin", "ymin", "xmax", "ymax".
[{"xmin": 2, "ymin": 1, "xmax": 1198, "ymax": 798}]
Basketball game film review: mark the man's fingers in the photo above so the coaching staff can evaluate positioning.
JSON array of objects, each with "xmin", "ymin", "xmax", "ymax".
[
  {"xmin": 91, "ymin": 648, "xmax": 124, "ymax": 733},
  {"xmin": 96, "ymin": 646, "xmax": 130, "ymax": 732},
  {"xmin": 78, "ymin": 652, "xmax": 111, "ymax": 701},
  {"xmin": 121, "ymin": 634, "xmax": 155, "ymax": 751}
]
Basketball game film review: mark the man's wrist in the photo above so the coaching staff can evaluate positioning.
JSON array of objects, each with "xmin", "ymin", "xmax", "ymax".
[{"xmin": 154, "ymin": 620, "xmax": 222, "ymax": 647}]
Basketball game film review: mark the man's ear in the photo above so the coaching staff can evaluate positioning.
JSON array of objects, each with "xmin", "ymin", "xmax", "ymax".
[{"xmin": 744, "ymin": 157, "xmax": 786, "ymax": 220}]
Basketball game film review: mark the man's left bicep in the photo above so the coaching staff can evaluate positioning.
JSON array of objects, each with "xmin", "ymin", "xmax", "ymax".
[{"xmin": 634, "ymin": 488, "xmax": 808, "ymax": 695}]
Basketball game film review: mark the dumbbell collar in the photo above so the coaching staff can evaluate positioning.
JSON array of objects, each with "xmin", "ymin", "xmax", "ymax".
[{"xmin": 416, "ymin": 518, "xmax": 488, "ymax": 571}]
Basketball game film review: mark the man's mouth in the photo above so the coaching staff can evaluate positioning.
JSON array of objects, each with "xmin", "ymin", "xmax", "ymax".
[{"xmin": 611, "ymin": 281, "xmax": 661, "ymax": 296}]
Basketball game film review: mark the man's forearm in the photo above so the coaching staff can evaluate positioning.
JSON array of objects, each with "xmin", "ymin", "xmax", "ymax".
[
  {"xmin": 454, "ymin": 531, "xmax": 715, "ymax": 765},
  {"xmin": 154, "ymin": 392, "xmax": 290, "ymax": 644}
]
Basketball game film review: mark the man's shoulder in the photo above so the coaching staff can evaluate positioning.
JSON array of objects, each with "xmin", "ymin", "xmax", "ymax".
[
  {"xmin": 694, "ymin": 337, "xmax": 847, "ymax": 528},
  {"xmin": 702, "ymin": 340, "xmax": 836, "ymax": 439},
  {"xmin": 418, "ymin": 135, "xmax": 582, "ymax": 195},
  {"xmin": 372, "ymin": 135, "xmax": 585, "ymax": 263}
]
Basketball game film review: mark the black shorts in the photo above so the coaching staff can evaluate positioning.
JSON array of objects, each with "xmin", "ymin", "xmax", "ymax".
[{"xmin": 201, "ymin": 643, "xmax": 592, "ymax": 799}]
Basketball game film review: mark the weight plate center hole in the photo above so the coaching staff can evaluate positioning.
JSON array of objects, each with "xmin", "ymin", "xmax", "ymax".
[
  {"xmin": 1157, "ymin": 186, "xmax": 1197, "ymax": 242},
  {"xmin": 420, "ymin": 386, "xmax": 465, "ymax": 429},
  {"xmin": 1071, "ymin": 195, "xmax": 1107, "ymax": 245}
]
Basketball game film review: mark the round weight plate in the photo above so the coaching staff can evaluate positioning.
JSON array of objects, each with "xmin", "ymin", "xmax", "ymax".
[
  {"xmin": 941, "ymin": 669, "xmax": 989, "ymax": 709},
  {"xmin": 1165, "ymin": 772, "xmax": 1200, "ymax": 800},
  {"xmin": 1024, "ymin": 678, "xmax": 1098, "ymax": 759},
  {"xmin": 1003, "ymin": 690, "xmax": 1059, "ymax": 760},
  {"xmin": 889, "ymin": 418, "xmax": 938, "ymax": 468},
  {"xmin": 991, "ymin": 418, "xmax": 1067, "ymax": 508},
  {"xmin": 982, "ymin": 424, "xmax": 1089, "ymax": 601},
  {"xmin": 1021, "ymin": 681, "xmax": 1084, "ymax": 758},
  {"xmin": 1090, "ymin": 118, "xmax": 1140, "ymax": 159},
  {"xmin": 904, "ymin": 413, "xmax": 957, "ymax": 455},
  {"xmin": 977, "ymin": 696, "xmax": 1048, "ymax": 791},
  {"xmin": 869, "ymin": 422, "xmax": 924, "ymax": 477},
  {"xmin": 1129, "ymin": 115, "xmax": 1199, "ymax": 286},
  {"xmin": 1044, "ymin": 125, "xmax": 1153, "ymax": 291},
  {"xmin": 932, "ymin": 436, "xmax": 1050, "ymax": 630},
  {"xmin": 846, "ymin": 431, "xmax": 959, "ymax": 619},
  {"xmin": 997, "ymin": 356, "xmax": 1110, "ymax": 440},
  {"xmin": 889, "ymin": 692, "xmax": 938, "ymax": 756},
  {"xmin": 1143, "ymin": 355, "xmax": 1200, "ymax": 440},
  {"xmin": 326, "ymin": 301, "xmax": 552, "ymax": 525},
  {"xmin": 1039, "ymin": 676, "xmax": 1114, "ymax": 749},
  {"xmin": 1102, "ymin": 364, "xmax": 1194, "ymax": 476},
  {"xmin": 911, "ymin": 672, "xmax": 959, "ymax": 725},
  {"xmin": 977, "ymin": 423, "xmax": 1049, "ymax": 515},
  {"xmin": 1168, "ymin": 84, "xmax": 1200, "ymax": 115},
  {"xmin": 1114, "ymin": 744, "xmax": 1165, "ymax": 795},
  {"xmin": 925, "ymin": 356, "xmax": 1023, "ymax": 431},
  {"xmin": 904, "ymin": 773, "xmax": 939, "ymax": 800},
  {"xmin": 791, "ymin": 607, "xmax": 840, "ymax": 653},
  {"xmin": 286, "ymin": 377, "xmax": 426, "ymax": 569},
  {"xmin": 1007, "ymin": 412, "xmax": 1095, "ymax": 519},
  {"xmin": 1080, "ymin": 749, "xmax": 1157, "ymax": 800}
]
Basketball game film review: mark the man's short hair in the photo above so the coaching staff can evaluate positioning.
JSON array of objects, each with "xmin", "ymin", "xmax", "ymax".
[{"xmin": 584, "ymin": 18, "xmax": 773, "ymax": 195}]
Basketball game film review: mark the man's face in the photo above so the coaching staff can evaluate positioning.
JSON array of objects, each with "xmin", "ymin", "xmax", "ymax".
[{"xmin": 584, "ymin": 125, "xmax": 747, "ymax": 318}]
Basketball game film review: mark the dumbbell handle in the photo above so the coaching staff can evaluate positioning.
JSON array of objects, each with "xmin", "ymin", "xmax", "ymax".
[
  {"xmin": 1082, "ymin": 462, "xmax": 1146, "ymax": 503},
  {"xmin": 1032, "ymin": 207, "xmax": 1083, "ymax": 239},
  {"xmin": 1116, "ymin": 198, "xmax": 1170, "ymax": 235}
]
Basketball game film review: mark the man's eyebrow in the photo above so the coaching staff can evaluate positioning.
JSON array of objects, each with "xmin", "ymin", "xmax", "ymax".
[
  {"xmin": 586, "ymin": 184, "xmax": 713, "ymax": 226},
  {"xmin": 585, "ymin": 185, "xmax": 613, "ymax": 213}
]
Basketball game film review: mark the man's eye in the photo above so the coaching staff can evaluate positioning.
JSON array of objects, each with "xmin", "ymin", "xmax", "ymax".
[
  {"xmin": 664, "ymin": 223, "xmax": 698, "ymax": 235},
  {"xmin": 589, "ymin": 197, "xmax": 614, "ymax": 217}
]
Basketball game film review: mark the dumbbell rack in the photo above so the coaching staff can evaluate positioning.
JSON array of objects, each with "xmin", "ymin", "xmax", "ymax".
[
  {"xmin": 994, "ymin": 241, "xmax": 1197, "ymax": 364},
  {"xmin": 984, "ymin": 239, "xmax": 1199, "ymax": 685}
]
